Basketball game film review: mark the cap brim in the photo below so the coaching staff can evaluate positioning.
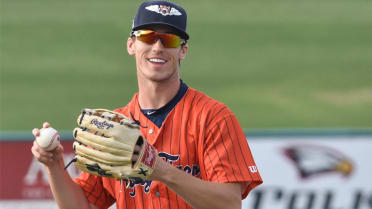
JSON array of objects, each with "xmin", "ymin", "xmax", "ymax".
[{"xmin": 132, "ymin": 23, "xmax": 189, "ymax": 40}]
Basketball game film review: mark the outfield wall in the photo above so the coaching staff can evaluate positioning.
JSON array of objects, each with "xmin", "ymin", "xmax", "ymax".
[{"xmin": 0, "ymin": 130, "xmax": 371, "ymax": 209}]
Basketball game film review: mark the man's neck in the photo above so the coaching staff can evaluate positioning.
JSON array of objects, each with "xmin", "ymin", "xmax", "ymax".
[{"xmin": 138, "ymin": 78, "xmax": 181, "ymax": 110}]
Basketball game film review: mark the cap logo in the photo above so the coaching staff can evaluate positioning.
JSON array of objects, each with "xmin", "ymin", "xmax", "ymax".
[{"xmin": 145, "ymin": 5, "xmax": 182, "ymax": 16}]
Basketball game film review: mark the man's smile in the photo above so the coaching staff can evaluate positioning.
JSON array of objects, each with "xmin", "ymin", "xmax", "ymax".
[{"xmin": 147, "ymin": 57, "xmax": 168, "ymax": 65}]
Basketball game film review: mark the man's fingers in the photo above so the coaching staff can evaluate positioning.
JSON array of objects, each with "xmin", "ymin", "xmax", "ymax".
[
  {"xmin": 38, "ymin": 149, "xmax": 53, "ymax": 158},
  {"xmin": 32, "ymin": 128, "xmax": 40, "ymax": 137},
  {"xmin": 32, "ymin": 141, "xmax": 54, "ymax": 157},
  {"xmin": 31, "ymin": 145, "xmax": 48, "ymax": 163},
  {"xmin": 134, "ymin": 145, "xmax": 141, "ymax": 152},
  {"xmin": 31, "ymin": 127, "xmax": 63, "ymax": 167},
  {"xmin": 43, "ymin": 122, "xmax": 50, "ymax": 128},
  {"xmin": 132, "ymin": 155, "xmax": 138, "ymax": 162},
  {"xmin": 56, "ymin": 144, "xmax": 64, "ymax": 153},
  {"xmin": 32, "ymin": 122, "xmax": 51, "ymax": 137},
  {"xmin": 131, "ymin": 145, "xmax": 141, "ymax": 162}
]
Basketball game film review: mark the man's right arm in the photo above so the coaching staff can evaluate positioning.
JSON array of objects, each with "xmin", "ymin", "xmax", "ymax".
[{"xmin": 31, "ymin": 122, "xmax": 98, "ymax": 209}]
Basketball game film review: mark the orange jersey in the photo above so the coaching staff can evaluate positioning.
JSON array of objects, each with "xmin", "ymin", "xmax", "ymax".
[{"xmin": 75, "ymin": 86, "xmax": 262, "ymax": 209}]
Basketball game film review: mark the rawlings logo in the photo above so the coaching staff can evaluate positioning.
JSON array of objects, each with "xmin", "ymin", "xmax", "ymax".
[
  {"xmin": 141, "ymin": 143, "xmax": 157, "ymax": 168},
  {"xmin": 90, "ymin": 119, "xmax": 114, "ymax": 130},
  {"xmin": 145, "ymin": 5, "xmax": 182, "ymax": 16}
]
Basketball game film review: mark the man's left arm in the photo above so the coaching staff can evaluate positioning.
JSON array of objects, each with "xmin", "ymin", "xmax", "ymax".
[{"xmin": 151, "ymin": 159, "xmax": 243, "ymax": 209}]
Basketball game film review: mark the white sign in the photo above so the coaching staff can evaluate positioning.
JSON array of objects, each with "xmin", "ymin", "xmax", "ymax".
[{"xmin": 243, "ymin": 135, "xmax": 372, "ymax": 209}]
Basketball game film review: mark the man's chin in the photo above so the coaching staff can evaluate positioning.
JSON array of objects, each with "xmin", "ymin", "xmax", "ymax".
[
  {"xmin": 139, "ymin": 66, "xmax": 177, "ymax": 82},
  {"xmin": 147, "ymin": 72, "xmax": 178, "ymax": 83},
  {"xmin": 148, "ymin": 76, "xmax": 171, "ymax": 82}
]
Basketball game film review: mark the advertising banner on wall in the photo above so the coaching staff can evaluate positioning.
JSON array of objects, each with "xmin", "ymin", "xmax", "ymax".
[
  {"xmin": 0, "ymin": 131, "xmax": 371, "ymax": 209},
  {"xmin": 0, "ymin": 140, "xmax": 78, "ymax": 200},
  {"xmin": 242, "ymin": 135, "xmax": 372, "ymax": 209}
]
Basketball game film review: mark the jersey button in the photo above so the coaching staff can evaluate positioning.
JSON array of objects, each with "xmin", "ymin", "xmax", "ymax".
[
  {"xmin": 148, "ymin": 129, "xmax": 154, "ymax": 134},
  {"xmin": 155, "ymin": 192, "xmax": 160, "ymax": 197}
]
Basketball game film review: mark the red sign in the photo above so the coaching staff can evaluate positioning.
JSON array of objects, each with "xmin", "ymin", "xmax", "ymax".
[{"xmin": 0, "ymin": 140, "xmax": 79, "ymax": 200}]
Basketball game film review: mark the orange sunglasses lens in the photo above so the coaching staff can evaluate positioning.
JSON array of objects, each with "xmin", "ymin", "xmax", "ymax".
[{"xmin": 133, "ymin": 30, "xmax": 183, "ymax": 48}]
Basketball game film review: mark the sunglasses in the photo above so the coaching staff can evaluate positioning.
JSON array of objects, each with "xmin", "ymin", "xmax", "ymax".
[{"xmin": 131, "ymin": 30, "xmax": 186, "ymax": 48}]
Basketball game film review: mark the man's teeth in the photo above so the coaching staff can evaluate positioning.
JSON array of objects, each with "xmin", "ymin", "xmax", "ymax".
[{"xmin": 149, "ymin": 58, "xmax": 166, "ymax": 63}]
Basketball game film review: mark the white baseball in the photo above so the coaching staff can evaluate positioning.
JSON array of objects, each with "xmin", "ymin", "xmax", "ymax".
[{"xmin": 36, "ymin": 127, "xmax": 60, "ymax": 151}]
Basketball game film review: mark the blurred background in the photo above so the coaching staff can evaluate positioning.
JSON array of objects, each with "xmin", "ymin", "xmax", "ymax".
[
  {"xmin": 1, "ymin": 0, "xmax": 371, "ymax": 130},
  {"xmin": 1, "ymin": 0, "xmax": 371, "ymax": 208}
]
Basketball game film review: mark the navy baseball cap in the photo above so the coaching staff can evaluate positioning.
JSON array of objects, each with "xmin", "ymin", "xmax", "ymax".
[{"xmin": 132, "ymin": 1, "xmax": 189, "ymax": 40}]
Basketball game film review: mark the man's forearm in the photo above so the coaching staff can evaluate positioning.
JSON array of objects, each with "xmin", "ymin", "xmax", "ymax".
[
  {"xmin": 152, "ymin": 159, "xmax": 242, "ymax": 209},
  {"xmin": 45, "ymin": 162, "xmax": 94, "ymax": 209}
]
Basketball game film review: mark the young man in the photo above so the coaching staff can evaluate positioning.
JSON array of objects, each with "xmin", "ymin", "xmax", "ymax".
[{"xmin": 31, "ymin": 1, "xmax": 262, "ymax": 209}]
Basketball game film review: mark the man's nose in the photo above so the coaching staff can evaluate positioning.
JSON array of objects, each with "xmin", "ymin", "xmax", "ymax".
[{"xmin": 152, "ymin": 39, "xmax": 165, "ymax": 50}]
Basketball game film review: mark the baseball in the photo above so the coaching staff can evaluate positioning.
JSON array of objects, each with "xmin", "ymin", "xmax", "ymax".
[{"xmin": 36, "ymin": 127, "xmax": 60, "ymax": 151}]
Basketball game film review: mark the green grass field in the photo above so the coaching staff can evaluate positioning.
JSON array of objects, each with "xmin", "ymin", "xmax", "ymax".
[{"xmin": 1, "ymin": 0, "xmax": 372, "ymax": 131}]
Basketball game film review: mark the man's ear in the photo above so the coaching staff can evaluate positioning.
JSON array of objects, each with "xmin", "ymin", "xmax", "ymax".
[
  {"xmin": 127, "ymin": 37, "xmax": 135, "ymax": 56},
  {"xmin": 179, "ymin": 44, "xmax": 188, "ymax": 60}
]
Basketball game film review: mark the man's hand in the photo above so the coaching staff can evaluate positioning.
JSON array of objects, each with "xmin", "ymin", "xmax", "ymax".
[
  {"xmin": 31, "ymin": 122, "xmax": 64, "ymax": 168},
  {"xmin": 72, "ymin": 109, "xmax": 159, "ymax": 182}
]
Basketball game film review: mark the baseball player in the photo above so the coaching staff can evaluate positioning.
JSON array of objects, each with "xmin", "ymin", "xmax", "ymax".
[{"xmin": 31, "ymin": 1, "xmax": 262, "ymax": 209}]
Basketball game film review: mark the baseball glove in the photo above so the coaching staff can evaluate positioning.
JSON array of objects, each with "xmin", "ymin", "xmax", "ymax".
[{"xmin": 71, "ymin": 108, "xmax": 158, "ymax": 182}]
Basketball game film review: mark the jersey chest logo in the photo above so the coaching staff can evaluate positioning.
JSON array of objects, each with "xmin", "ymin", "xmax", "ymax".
[{"xmin": 126, "ymin": 152, "xmax": 200, "ymax": 197}]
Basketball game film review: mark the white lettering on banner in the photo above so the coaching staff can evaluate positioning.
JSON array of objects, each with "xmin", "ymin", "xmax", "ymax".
[
  {"xmin": 24, "ymin": 157, "xmax": 49, "ymax": 185},
  {"xmin": 24, "ymin": 154, "xmax": 80, "ymax": 186},
  {"xmin": 244, "ymin": 187, "xmax": 372, "ymax": 209},
  {"xmin": 22, "ymin": 188, "xmax": 53, "ymax": 199}
]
